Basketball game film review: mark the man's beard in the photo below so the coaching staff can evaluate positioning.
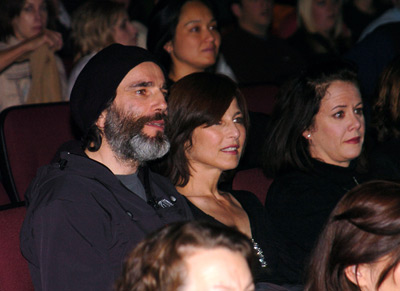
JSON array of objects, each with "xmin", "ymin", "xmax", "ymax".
[{"xmin": 103, "ymin": 104, "xmax": 170, "ymax": 164}]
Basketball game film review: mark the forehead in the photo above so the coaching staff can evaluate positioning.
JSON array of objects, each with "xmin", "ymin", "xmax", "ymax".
[
  {"xmin": 117, "ymin": 62, "xmax": 165, "ymax": 88},
  {"xmin": 179, "ymin": 1, "xmax": 214, "ymax": 22},
  {"xmin": 318, "ymin": 81, "xmax": 361, "ymax": 112}
]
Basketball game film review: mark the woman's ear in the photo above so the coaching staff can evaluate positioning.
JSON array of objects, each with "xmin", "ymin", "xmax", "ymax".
[
  {"xmin": 344, "ymin": 265, "xmax": 371, "ymax": 290},
  {"xmin": 302, "ymin": 129, "xmax": 312, "ymax": 140},
  {"xmin": 163, "ymin": 41, "xmax": 173, "ymax": 54}
]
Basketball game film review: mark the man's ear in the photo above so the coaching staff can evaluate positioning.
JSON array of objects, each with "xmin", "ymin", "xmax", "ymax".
[
  {"xmin": 344, "ymin": 265, "xmax": 370, "ymax": 289},
  {"xmin": 163, "ymin": 41, "xmax": 173, "ymax": 54},
  {"xmin": 231, "ymin": 3, "xmax": 242, "ymax": 19},
  {"xmin": 96, "ymin": 110, "xmax": 107, "ymax": 131}
]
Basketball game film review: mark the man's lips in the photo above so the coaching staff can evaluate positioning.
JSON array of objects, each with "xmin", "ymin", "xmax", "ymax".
[
  {"xmin": 345, "ymin": 137, "xmax": 361, "ymax": 144},
  {"xmin": 145, "ymin": 120, "xmax": 165, "ymax": 130}
]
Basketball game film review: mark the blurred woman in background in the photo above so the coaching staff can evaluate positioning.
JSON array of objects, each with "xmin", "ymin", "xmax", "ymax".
[
  {"xmin": 0, "ymin": 0, "xmax": 68, "ymax": 111},
  {"xmin": 147, "ymin": 0, "xmax": 235, "ymax": 86},
  {"xmin": 67, "ymin": 0, "xmax": 138, "ymax": 96}
]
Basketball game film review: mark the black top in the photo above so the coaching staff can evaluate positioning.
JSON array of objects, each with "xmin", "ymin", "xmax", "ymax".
[
  {"xmin": 183, "ymin": 189, "xmax": 278, "ymax": 284},
  {"xmin": 264, "ymin": 159, "xmax": 368, "ymax": 285}
]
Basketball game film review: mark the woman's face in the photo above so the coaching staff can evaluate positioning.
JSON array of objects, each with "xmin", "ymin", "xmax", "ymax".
[
  {"xmin": 12, "ymin": 0, "xmax": 48, "ymax": 40},
  {"xmin": 303, "ymin": 81, "xmax": 364, "ymax": 167},
  {"xmin": 165, "ymin": 0, "xmax": 221, "ymax": 74},
  {"xmin": 182, "ymin": 247, "xmax": 254, "ymax": 291},
  {"xmin": 185, "ymin": 98, "xmax": 246, "ymax": 173},
  {"xmin": 112, "ymin": 13, "xmax": 138, "ymax": 47},
  {"xmin": 311, "ymin": 0, "xmax": 340, "ymax": 35}
]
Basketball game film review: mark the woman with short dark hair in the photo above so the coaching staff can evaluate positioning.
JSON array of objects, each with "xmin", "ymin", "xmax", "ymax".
[
  {"xmin": 305, "ymin": 180, "xmax": 400, "ymax": 291},
  {"xmin": 163, "ymin": 72, "xmax": 277, "ymax": 284}
]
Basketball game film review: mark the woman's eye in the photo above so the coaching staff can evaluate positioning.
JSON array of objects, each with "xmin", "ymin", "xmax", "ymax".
[
  {"xmin": 234, "ymin": 117, "xmax": 244, "ymax": 124},
  {"xmin": 355, "ymin": 107, "xmax": 363, "ymax": 115},
  {"xmin": 209, "ymin": 24, "xmax": 218, "ymax": 31},
  {"xmin": 333, "ymin": 111, "xmax": 344, "ymax": 118},
  {"xmin": 23, "ymin": 5, "xmax": 33, "ymax": 12},
  {"xmin": 189, "ymin": 26, "xmax": 200, "ymax": 32}
]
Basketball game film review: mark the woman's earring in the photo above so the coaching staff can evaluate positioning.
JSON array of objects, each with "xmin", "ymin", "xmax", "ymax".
[{"xmin": 307, "ymin": 134, "xmax": 311, "ymax": 139}]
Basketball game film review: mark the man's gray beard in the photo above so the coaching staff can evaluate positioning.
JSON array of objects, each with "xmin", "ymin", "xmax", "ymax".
[{"xmin": 104, "ymin": 105, "xmax": 170, "ymax": 164}]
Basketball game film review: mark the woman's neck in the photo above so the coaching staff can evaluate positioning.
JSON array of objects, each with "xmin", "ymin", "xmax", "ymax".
[
  {"xmin": 169, "ymin": 64, "xmax": 205, "ymax": 82},
  {"xmin": 176, "ymin": 168, "xmax": 221, "ymax": 198}
]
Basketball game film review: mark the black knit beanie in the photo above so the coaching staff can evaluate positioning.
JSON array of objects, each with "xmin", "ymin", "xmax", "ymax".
[{"xmin": 70, "ymin": 44, "xmax": 166, "ymax": 136}]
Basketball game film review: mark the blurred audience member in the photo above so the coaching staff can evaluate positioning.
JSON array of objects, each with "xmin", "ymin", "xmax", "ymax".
[
  {"xmin": 0, "ymin": 0, "xmax": 68, "ymax": 111},
  {"xmin": 263, "ymin": 62, "xmax": 369, "ymax": 285},
  {"xmin": 67, "ymin": 0, "xmax": 138, "ymax": 97},
  {"xmin": 115, "ymin": 221, "xmax": 256, "ymax": 291},
  {"xmin": 358, "ymin": 0, "xmax": 400, "ymax": 40},
  {"xmin": 305, "ymin": 180, "xmax": 400, "ymax": 291},
  {"xmin": 221, "ymin": 0, "xmax": 305, "ymax": 86},
  {"xmin": 343, "ymin": 0, "xmax": 384, "ymax": 43},
  {"xmin": 147, "ymin": 0, "xmax": 235, "ymax": 85},
  {"xmin": 288, "ymin": 0, "xmax": 352, "ymax": 64},
  {"xmin": 369, "ymin": 55, "xmax": 400, "ymax": 179}
]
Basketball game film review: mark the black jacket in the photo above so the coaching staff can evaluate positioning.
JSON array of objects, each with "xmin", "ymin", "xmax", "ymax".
[{"xmin": 20, "ymin": 152, "xmax": 193, "ymax": 291}]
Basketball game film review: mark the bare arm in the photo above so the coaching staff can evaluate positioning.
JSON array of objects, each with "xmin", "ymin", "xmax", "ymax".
[{"xmin": 0, "ymin": 29, "xmax": 62, "ymax": 72}]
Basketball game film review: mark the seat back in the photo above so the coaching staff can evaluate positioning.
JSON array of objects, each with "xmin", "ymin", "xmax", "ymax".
[
  {"xmin": 0, "ymin": 102, "xmax": 77, "ymax": 202},
  {"xmin": 239, "ymin": 84, "xmax": 279, "ymax": 115},
  {"xmin": 0, "ymin": 182, "xmax": 10, "ymax": 207},
  {"xmin": 232, "ymin": 168, "xmax": 273, "ymax": 205},
  {"xmin": 0, "ymin": 206, "xmax": 34, "ymax": 291}
]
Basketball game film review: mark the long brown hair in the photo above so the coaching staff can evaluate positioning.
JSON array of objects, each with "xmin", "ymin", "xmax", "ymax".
[{"xmin": 305, "ymin": 180, "xmax": 400, "ymax": 291}]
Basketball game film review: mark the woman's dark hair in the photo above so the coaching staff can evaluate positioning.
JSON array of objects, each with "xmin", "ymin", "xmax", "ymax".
[
  {"xmin": 115, "ymin": 220, "xmax": 255, "ymax": 291},
  {"xmin": 305, "ymin": 180, "xmax": 400, "ymax": 291},
  {"xmin": 165, "ymin": 72, "xmax": 249, "ymax": 187},
  {"xmin": 372, "ymin": 55, "xmax": 400, "ymax": 142},
  {"xmin": 0, "ymin": 0, "xmax": 56, "ymax": 42},
  {"xmin": 147, "ymin": 0, "xmax": 218, "ymax": 73},
  {"xmin": 263, "ymin": 61, "xmax": 359, "ymax": 177}
]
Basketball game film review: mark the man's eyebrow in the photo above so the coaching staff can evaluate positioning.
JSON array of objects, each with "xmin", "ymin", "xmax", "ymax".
[{"xmin": 129, "ymin": 81, "xmax": 154, "ymax": 88}]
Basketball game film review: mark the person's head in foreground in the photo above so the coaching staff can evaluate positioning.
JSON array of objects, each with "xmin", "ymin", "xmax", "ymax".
[
  {"xmin": 264, "ymin": 61, "xmax": 364, "ymax": 176},
  {"xmin": 305, "ymin": 180, "xmax": 400, "ymax": 291},
  {"xmin": 115, "ymin": 220, "xmax": 256, "ymax": 291},
  {"xmin": 70, "ymin": 44, "xmax": 170, "ymax": 168}
]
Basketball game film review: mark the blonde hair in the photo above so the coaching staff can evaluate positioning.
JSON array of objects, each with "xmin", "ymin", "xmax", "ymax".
[
  {"xmin": 71, "ymin": 1, "xmax": 126, "ymax": 62},
  {"xmin": 297, "ymin": 0, "xmax": 343, "ymax": 38}
]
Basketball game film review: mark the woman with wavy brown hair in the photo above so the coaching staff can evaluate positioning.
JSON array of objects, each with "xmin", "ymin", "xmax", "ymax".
[{"xmin": 305, "ymin": 180, "xmax": 400, "ymax": 291}]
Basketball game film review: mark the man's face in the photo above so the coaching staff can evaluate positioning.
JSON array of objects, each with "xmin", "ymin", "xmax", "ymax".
[
  {"xmin": 234, "ymin": 0, "xmax": 273, "ymax": 34},
  {"xmin": 103, "ymin": 62, "xmax": 170, "ymax": 163}
]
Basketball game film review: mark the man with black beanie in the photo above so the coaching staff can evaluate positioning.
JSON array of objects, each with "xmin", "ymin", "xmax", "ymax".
[{"xmin": 20, "ymin": 44, "xmax": 193, "ymax": 291}]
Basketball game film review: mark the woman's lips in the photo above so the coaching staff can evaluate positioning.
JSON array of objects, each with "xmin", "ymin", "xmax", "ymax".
[{"xmin": 345, "ymin": 137, "xmax": 361, "ymax": 144}]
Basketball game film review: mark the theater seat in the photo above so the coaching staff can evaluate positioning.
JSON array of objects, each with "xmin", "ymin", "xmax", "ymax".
[
  {"xmin": 0, "ymin": 182, "xmax": 10, "ymax": 207},
  {"xmin": 0, "ymin": 102, "xmax": 77, "ymax": 203},
  {"xmin": 232, "ymin": 168, "xmax": 273, "ymax": 205},
  {"xmin": 239, "ymin": 84, "xmax": 279, "ymax": 115},
  {"xmin": 0, "ymin": 205, "xmax": 34, "ymax": 291}
]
